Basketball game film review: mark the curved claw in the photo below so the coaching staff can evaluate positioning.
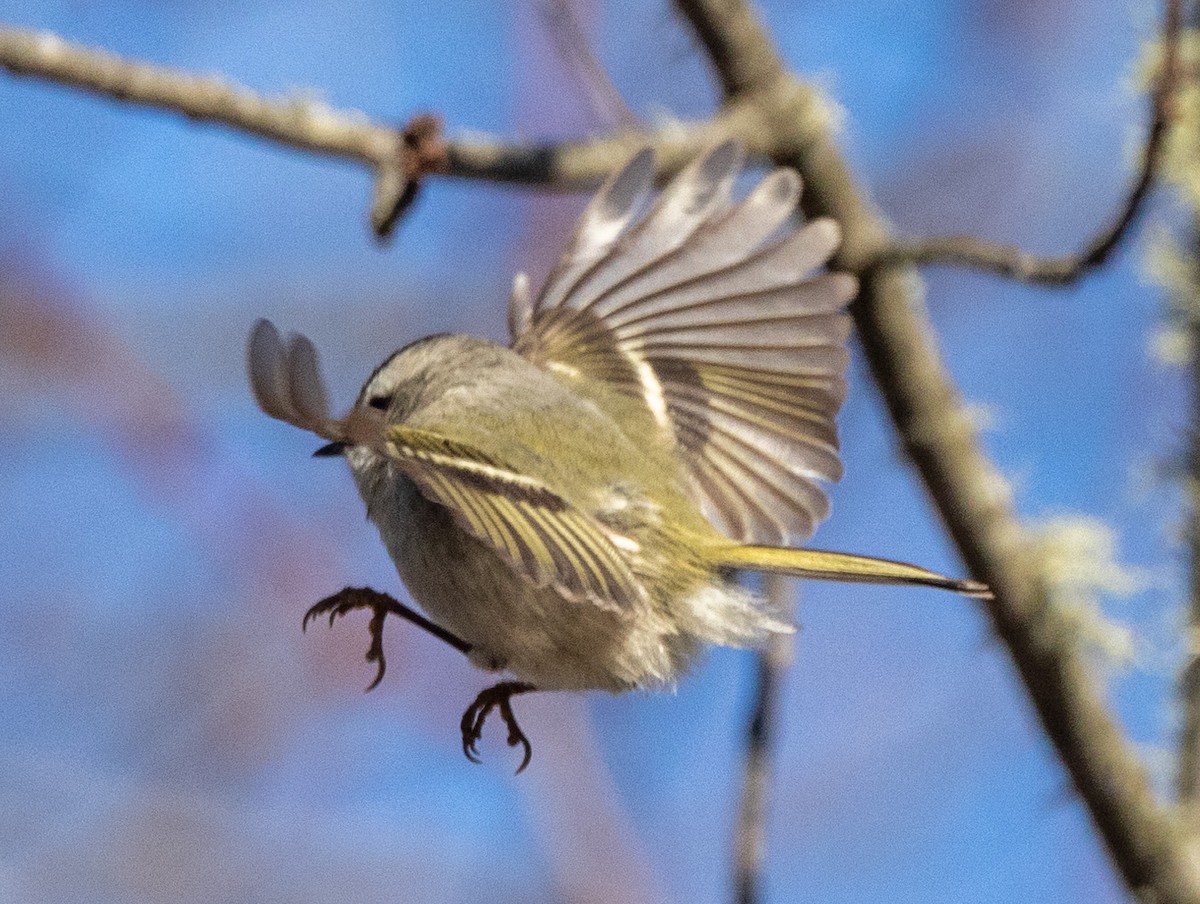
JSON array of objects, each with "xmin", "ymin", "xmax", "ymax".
[
  {"xmin": 301, "ymin": 587, "xmax": 395, "ymax": 691},
  {"xmin": 460, "ymin": 702, "xmax": 485, "ymax": 763},
  {"xmin": 364, "ymin": 605, "xmax": 388, "ymax": 693},
  {"xmin": 504, "ymin": 703, "xmax": 534, "ymax": 775},
  {"xmin": 364, "ymin": 663, "xmax": 387, "ymax": 693},
  {"xmin": 459, "ymin": 682, "xmax": 536, "ymax": 774},
  {"xmin": 462, "ymin": 738, "xmax": 483, "ymax": 765},
  {"xmin": 301, "ymin": 593, "xmax": 357, "ymax": 633}
]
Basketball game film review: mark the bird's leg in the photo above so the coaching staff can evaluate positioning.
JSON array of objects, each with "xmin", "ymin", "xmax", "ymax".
[
  {"xmin": 461, "ymin": 681, "xmax": 537, "ymax": 774},
  {"xmin": 302, "ymin": 586, "xmax": 472, "ymax": 691},
  {"xmin": 304, "ymin": 589, "xmax": 539, "ymax": 773}
]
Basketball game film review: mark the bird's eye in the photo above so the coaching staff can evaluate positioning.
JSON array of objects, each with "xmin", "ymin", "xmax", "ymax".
[{"xmin": 367, "ymin": 395, "xmax": 393, "ymax": 411}]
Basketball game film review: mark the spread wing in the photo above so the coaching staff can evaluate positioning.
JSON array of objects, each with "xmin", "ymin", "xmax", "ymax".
[
  {"xmin": 382, "ymin": 424, "xmax": 645, "ymax": 613},
  {"xmin": 510, "ymin": 141, "xmax": 857, "ymax": 545}
]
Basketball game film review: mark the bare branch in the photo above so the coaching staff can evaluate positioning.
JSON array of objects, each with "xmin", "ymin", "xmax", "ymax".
[
  {"xmin": 0, "ymin": 24, "xmax": 779, "ymax": 230},
  {"xmin": 808, "ymin": 117, "xmax": 1200, "ymax": 904},
  {"xmin": 669, "ymin": 0, "xmax": 1200, "ymax": 900},
  {"xmin": 875, "ymin": 0, "xmax": 1182, "ymax": 286},
  {"xmin": 1177, "ymin": 215, "xmax": 1200, "ymax": 815},
  {"xmin": 0, "ymin": 27, "xmax": 398, "ymax": 164},
  {"xmin": 0, "ymin": 26, "xmax": 449, "ymax": 239},
  {"xmin": 850, "ymin": 257, "xmax": 1200, "ymax": 904},
  {"xmin": 370, "ymin": 113, "xmax": 447, "ymax": 240},
  {"xmin": 674, "ymin": 0, "xmax": 785, "ymax": 98},
  {"xmin": 442, "ymin": 116, "xmax": 759, "ymax": 187},
  {"xmin": 1143, "ymin": 0, "xmax": 1195, "ymax": 801},
  {"xmin": 732, "ymin": 575, "xmax": 794, "ymax": 904}
]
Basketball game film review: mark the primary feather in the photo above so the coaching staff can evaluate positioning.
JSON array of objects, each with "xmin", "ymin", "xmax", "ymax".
[{"xmin": 512, "ymin": 142, "xmax": 857, "ymax": 544}]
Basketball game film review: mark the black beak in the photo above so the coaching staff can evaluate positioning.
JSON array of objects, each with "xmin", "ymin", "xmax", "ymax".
[{"xmin": 313, "ymin": 441, "xmax": 348, "ymax": 458}]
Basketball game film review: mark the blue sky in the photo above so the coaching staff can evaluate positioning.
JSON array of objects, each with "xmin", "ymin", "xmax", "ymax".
[{"xmin": 0, "ymin": 1, "xmax": 1176, "ymax": 901}]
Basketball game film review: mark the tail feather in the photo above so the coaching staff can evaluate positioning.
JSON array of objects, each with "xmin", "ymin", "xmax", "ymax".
[{"xmin": 707, "ymin": 544, "xmax": 992, "ymax": 599}]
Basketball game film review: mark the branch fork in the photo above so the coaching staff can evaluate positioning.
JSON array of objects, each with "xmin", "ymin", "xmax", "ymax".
[{"xmin": 369, "ymin": 112, "xmax": 448, "ymax": 239}]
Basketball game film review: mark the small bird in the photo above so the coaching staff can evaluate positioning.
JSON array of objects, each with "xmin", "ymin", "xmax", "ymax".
[{"xmin": 248, "ymin": 141, "xmax": 989, "ymax": 773}]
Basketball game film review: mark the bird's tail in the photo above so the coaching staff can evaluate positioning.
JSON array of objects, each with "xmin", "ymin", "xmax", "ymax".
[{"xmin": 705, "ymin": 544, "xmax": 992, "ymax": 598}]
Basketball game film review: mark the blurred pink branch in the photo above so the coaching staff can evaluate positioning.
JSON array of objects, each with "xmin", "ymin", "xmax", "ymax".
[
  {"xmin": 0, "ymin": 257, "xmax": 343, "ymax": 612},
  {"xmin": 539, "ymin": 0, "xmax": 641, "ymax": 131}
]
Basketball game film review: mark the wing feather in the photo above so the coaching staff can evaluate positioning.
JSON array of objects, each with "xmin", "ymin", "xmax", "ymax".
[
  {"xmin": 382, "ymin": 424, "xmax": 644, "ymax": 612},
  {"xmin": 593, "ymin": 219, "xmax": 846, "ymax": 326},
  {"xmin": 284, "ymin": 333, "xmax": 332, "ymax": 427},
  {"xmin": 587, "ymin": 168, "xmax": 803, "ymax": 316},
  {"xmin": 512, "ymin": 144, "xmax": 858, "ymax": 544},
  {"xmin": 248, "ymin": 319, "xmax": 340, "ymax": 440},
  {"xmin": 536, "ymin": 148, "xmax": 656, "ymax": 314},
  {"xmin": 548, "ymin": 141, "xmax": 745, "ymax": 319}
]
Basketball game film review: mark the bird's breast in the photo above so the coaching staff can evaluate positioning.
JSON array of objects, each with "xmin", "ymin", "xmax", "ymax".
[{"xmin": 352, "ymin": 464, "xmax": 701, "ymax": 691}]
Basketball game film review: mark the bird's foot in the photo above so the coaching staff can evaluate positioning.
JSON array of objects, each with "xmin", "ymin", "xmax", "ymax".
[
  {"xmin": 302, "ymin": 586, "xmax": 404, "ymax": 690},
  {"xmin": 461, "ymin": 681, "xmax": 537, "ymax": 774}
]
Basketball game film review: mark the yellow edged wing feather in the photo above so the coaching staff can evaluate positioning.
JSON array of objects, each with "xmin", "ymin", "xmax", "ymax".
[{"xmin": 382, "ymin": 424, "xmax": 645, "ymax": 612}]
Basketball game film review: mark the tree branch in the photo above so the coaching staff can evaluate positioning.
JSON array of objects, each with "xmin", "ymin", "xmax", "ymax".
[
  {"xmin": 1164, "ymin": 0, "xmax": 1200, "ymax": 816},
  {"xmin": 874, "ymin": 0, "xmax": 1182, "ymax": 286},
  {"xmin": 1175, "ymin": 107, "xmax": 1200, "ymax": 811},
  {"xmin": 674, "ymin": 1, "xmax": 1200, "ymax": 901},
  {"xmin": 1180, "ymin": 294, "xmax": 1200, "ymax": 814},
  {"xmin": 848, "ymin": 257, "xmax": 1200, "ymax": 904},
  {"xmin": 0, "ymin": 25, "xmax": 777, "ymax": 230},
  {"xmin": 441, "ymin": 104, "xmax": 769, "ymax": 187},
  {"xmin": 674, "ymin": 0, "xmax": 785, "ymax": 98},
  {"xmin": 0, "ymin": 26, "xmax": 446, "ymax": 239},
  {"xmin": 732, "ymin": 575, "xmax": 794, "ymax": 904},
  {"xmin": 0, "ymin": 28, "xmax": 398, "ymax": 164}
]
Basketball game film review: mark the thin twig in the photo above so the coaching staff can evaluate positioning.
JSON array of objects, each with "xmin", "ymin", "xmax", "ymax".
[
  {"xmin": 875, "ymin": 0, "xmax": 1182, "ymax": 286},
  {"xmin": 0, "ymin": 27, "xmax": 453, "ymax": 239},
  {"xmin": 1172, "ymin": 0, "xmax": 1200, "ymax": 819},
  {"xmin": 732, "ymin": 575, "xmax": 794, "ymax": 904},
  {"xmin": 1181, "ymin": 303, "xmax": 1200, "ymax": 811},
  {"xmin": 540, "ymin": 0, "xmax": 641, "ymax": 131},
  {"xmin": 1177, "ymin": 184, "xmax": 1200, "ymax": 811}
]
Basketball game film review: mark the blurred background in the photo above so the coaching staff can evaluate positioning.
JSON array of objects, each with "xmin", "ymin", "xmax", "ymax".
[{"xmin": 0, "ymin": 1, "xmax": 1182, "ymax": 901}]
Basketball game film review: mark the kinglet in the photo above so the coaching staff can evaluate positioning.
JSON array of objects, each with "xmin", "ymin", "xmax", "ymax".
[{"xmin": 249, "ymin": 141, "xmax": 989, "ymax": 772}]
